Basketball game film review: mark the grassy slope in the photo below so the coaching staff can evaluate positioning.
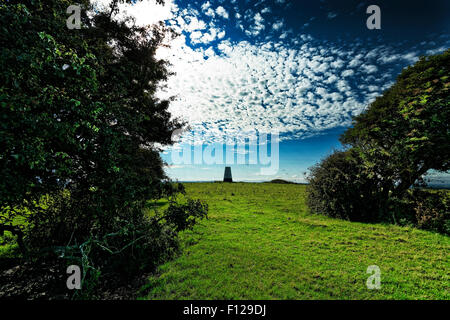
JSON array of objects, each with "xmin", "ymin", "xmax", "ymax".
[{"xmin": 142, "ymin": 183, "xmax": 449, "ymax": 300}]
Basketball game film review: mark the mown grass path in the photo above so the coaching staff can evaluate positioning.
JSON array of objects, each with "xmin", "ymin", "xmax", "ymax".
[{"xmin": 142, "ymin": 183, "xmax": 449, "ymax": 299}]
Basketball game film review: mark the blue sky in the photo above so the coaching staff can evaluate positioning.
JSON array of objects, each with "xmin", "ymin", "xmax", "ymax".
[{"xmin": 98, "ymin": 0, "xmax": 450, "ymax": 182}]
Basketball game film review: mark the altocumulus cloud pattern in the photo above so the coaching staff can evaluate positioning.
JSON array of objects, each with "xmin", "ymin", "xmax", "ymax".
[{"xmin": 92, "ymin": 0, "xmax": 450, "ymax": 146}]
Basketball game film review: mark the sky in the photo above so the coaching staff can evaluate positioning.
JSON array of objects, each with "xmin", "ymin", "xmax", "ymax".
[{"xmin": 94, "ymin": 0, "xmax": 450, "ymax": 183}]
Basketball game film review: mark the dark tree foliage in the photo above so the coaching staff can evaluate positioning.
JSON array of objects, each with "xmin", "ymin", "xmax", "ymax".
[
  {"xmin": 341, "ymin": 49, "xmax": 450, "ymax": 199},
  {"xmin": 0, "ymin": 0, "xmax": 207, "ymax": 293},
  {"xmin": 1, "ymin": 0, "xmax": 181, "ymax": 214},
  {"xmin": 390, "ymin": 189, "xmax": 450, "ymax": 235},
  {"xmin": 307, "ymin": 150, "xmax": 383, "ymax": 222},
  {"xmin": 307, "ymin": 50, "xmax": 449, "ymax": 232},
  {"xmin": 164, "ymin": 198, "xmax": 209, "ymax": 232}
]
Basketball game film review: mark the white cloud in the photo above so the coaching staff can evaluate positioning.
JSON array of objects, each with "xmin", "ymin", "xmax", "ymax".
[
  {"xmin": 204, "ymin": 8, "xmax": 216, "ymax": 17},
  {"xmin": 190, "ymin": 31, "xmax": 202, "ymax": 41},
  {"xmin": 426, "ymin": 46, "xmax": 446, "ymax": 56},
  {"xmin": 348, "ymin": 56, "xmax": 363, "ymax": 67},
  {"xmin": 215, "ymin": 6, "xmax": 229, "ymax": 19},
  {"xmin": 104, "ymin": 0, "xmax": 440, "ymax": 146},
  {"xmin": 402, "ymin": 52, "xmax": 419, "ymax": 64},
  {"xmin": 183, "ymin": 16, "xmax": 207, "ymax": 32},
  {"xmin": 254, "ymin": 12, "xmax": 264, "ymax": 24},
  {"xmin": 245, "ymin": 13, "xmax": 266, "ymax": 37},
  {"xmin": 201, "ymin": 1, "xmax": 211, "ymax": 12},
  {"xmin": 201, "ymin": 1, "xmax": 216, "ymax": 17},
  {"xmin": 361, "ymin": 64, "xmax": 378, "ymax": 74},
  {"xmin": 327, "ymin": 12, "xmax": 338, "ymax": 19},
  {"xmin": 157, "ymin": 39, "xmax": 372, "ymax": 144},
  {"xmin": 190, "ymin": 28, "xmax": 222, "ymax": 44},
  {"xmin": 331, "ymin": 59, "xmax": 345, "ymax": 69},
  {"xmin": 279, "ymin": 32, "xmax": 288, "ymax": 39},
  {"xmin": 272, "ymin": 21, "xmax": 284, "ymax": 31},
  {"xmin": 204, "ymin": 47, "xmax": 215, "ymax": 58},
  {"xmin": 341, "ymin": 69, "xmax": 354, "ymax": 77},
  {"xmin": 378, "ymin": 50, "xmax": 420, "ymax": 65}
]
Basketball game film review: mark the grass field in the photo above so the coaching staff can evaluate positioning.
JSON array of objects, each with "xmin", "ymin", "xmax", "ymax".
[{"xmin": 141, "ymin": 182, "xmax": 450, "ymax": 300}]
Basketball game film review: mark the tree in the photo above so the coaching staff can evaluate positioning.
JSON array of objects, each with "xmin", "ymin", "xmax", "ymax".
[
  {"xmin": 308, "ymin": 50, "xmax": 449, "ymax": 228},
  {"xmin": 341, "ymin": 49, "xmax": 450, "ymax": 199},
  {"xmin": 0, "ymin": 0, "xmax": 207, "ymax": 293},
  {"xmin": 1, "ymin": 0, "xmax": 176, "ymax": 236}
]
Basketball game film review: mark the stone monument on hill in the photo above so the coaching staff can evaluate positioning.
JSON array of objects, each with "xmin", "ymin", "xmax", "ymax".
[{"xmin": 223, "ymin": 167, "xmax": 233, "ymax": 182}]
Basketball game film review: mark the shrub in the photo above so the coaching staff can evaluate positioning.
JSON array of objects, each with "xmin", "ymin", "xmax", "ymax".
[
  {"xmin": 21, "ymin": 183, "xmax": 208, "ymax": 298},
  {"xmin": 390, "ymin": 189, "xmax": 449, "ymax": 235},
  {"xmin": 410, "ymin": 190, "xmax": 449, "ymax": 235},
  {"xmin": 307, "ymin": 150, "xmax": 385, "ymax": 222},
  {"xmin": 164, "ymin": 199, "xmax": 209, "ymax": 232}
]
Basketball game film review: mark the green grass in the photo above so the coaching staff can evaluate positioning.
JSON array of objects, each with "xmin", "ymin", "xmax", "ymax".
[
  {"xmin": 141, "ymin": 182, "xmax": 450, "ymax": 300},
  {"xmin": 0, "ymin": 212, "xmax": 27, "ymax": 259}
]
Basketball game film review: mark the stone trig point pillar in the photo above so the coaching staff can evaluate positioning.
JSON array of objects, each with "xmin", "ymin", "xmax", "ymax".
[{"xmin": 223, "ymin": 167, "xmax": 233, "ymax": 182}]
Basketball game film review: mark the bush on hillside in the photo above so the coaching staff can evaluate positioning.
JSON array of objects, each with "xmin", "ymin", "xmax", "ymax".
[
  {"xmin": 392, "ymin": 189, "xmax": 450, "ymax": 235},
  {"xmin": 307, "ymin": 151, "xmax": 384, "ymax": 222}
]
